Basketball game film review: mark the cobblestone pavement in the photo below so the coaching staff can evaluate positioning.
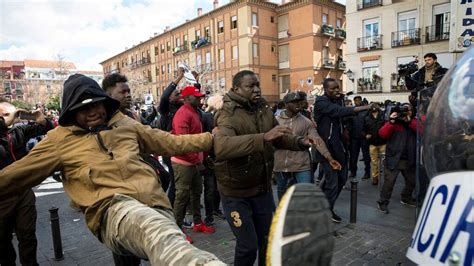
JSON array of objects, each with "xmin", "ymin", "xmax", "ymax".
[{"xmin": 15, "ymin": 164, "xmax": 418, "ymax": 265}]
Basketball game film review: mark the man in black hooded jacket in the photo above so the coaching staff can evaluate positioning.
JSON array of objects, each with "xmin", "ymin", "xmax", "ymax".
[{"xmin": 0, "ymin": 99, "xmax": 53, "ymax": 266}]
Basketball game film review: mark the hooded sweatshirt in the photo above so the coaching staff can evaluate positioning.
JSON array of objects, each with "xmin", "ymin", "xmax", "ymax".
[{"xmin": 273, "ymin": 111, "xmax": 330, "ymax": 172}]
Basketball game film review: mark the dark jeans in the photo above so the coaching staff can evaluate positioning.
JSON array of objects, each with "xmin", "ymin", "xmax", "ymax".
[
  {"xmin": 350, "ymin": 138, "xmax": 371, "ymax": 175},
  {"xmin": 0, "ymin": 189, "xmax": 38, "ymax": 266},
  {"xmin": 221, "ymin": 192, "xmax": 275, "ymax": 266},
  {"xmin": 203, "ymin": 169, "xmax": 219, "ymax": 220},
  {"xmin": 162, "ymin": 156, "xmax": 175, "ymax": 207},
  {"xmin": 321, "ymin": 161, "xmax": 348, "ymax": 209},
  {"xmin": 379, "ymin": 160, "xmax": 416, "ymax": 204}
]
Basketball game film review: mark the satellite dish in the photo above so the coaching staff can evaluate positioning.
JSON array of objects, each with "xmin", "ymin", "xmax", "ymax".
[{"xmin": 178, "ymin": 63, "xmax": 197, "ymax": 84}]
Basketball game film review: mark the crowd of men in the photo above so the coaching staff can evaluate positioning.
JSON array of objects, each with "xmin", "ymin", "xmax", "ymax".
[{"xmin": 0, "ymin": 52, "xmax": 447, "ymax": 265}]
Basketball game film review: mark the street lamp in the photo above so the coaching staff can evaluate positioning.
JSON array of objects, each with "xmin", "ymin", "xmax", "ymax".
[{"xmin": 345, "ymin": 69, "xmax": 355, "ymax": 82}]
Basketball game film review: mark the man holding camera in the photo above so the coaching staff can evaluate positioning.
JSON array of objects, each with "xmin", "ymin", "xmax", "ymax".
[
  {"xmin": 405, "ymin": 53, "xmax": 448, "ymax": 92},
  {"xmin": 0, "ymin": 99, "xmax": 53, "ymax": 266},
  {"xmin": 376, "ymin": 103, "xmax": 417, "ymax": 213}
]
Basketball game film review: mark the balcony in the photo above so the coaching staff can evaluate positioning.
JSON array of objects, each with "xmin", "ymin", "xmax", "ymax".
[
  {"xmin": 390, "ymin": 73, "xmax": 410, "ymax": 92},
  {"xmin": 191, "ymin": 36, "xmax": 211, "ymax": 49},
  {"xmin": 336, "ymin": 60, "xmax": 346, "ymax": 70},
  {"xmin": 357, "ymin": 78, "xmax": 382, "ymax": 93},
  {"xmin": 357, "ymin": 35, "xmax": 383, "ymax": 52},
  {"xmin": 321, "ymin": 25, "xmax": 335, "ymax": 37},
  {"xmin": 357, "ymin": 0, "xmax": 382, "ymax": 10},
  {"xmin": 173, "ymin": 43, "xmax": 189, "ymax": 55},
  {"xmin": 425, "ymin": 23, "xmax": 450, "ymax": 43},
  {"xmin": 335, "ymin": 28, "xmax": 346, "ymax": 39},
  {"xmin": 279, "ymin": 61, "xmax": 289, "ymax": 69},
  {"xmin": 322, "ymin": 58, "xmax": 336, "ymax": 69},
  {"xmin": 138, "ymin": 57, "xmax": 151, "ymax": 66},
  {"xmin": 392, "ymin": 28, "xmax": 421, "ymax": 48}
]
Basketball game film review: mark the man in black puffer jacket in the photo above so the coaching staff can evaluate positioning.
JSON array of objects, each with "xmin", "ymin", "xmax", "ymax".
[
  {"xmin": 0, "ymin": 99, "xmax": 53, "ymax": 266},
  {"xmin": 363, "ymin": 104, "xmax": 386, "ymax": 185}
]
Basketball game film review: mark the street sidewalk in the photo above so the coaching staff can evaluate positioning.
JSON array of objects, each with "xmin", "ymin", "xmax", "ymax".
[{"xmin": 19, "ymin": 167, "xmax": 417, "ymax": 265}]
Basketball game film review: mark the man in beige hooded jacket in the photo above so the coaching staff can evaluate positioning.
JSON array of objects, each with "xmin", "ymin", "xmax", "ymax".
[{"xmin": 0, "ymin": 74, "xmax": 224, "ymax": 266}]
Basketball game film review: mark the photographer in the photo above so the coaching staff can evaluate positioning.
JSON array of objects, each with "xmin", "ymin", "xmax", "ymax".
[
  {"xmin": 376, "ymin": 103, "xmax": 417, "ymax": 214},
  {"xmin": 405, "ymin": 53, "xmax": 448, "ymax": 93},
  {"xmin": 0, "ymin": 99, "xmax": 53, "ymax": 266}
]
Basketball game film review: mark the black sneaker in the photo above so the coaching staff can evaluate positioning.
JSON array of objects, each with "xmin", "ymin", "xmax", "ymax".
[
  {"xmin": 204, "ymin": 216, "xmax": 215, "ymax": 226},
  {"xmin": 401, "ymin": 199, "xmax": 417, "ymax": 208},
  {"xmin": 377, "ymin": 201, "xmax": 389, "ymax": 214},
  {"xmin": 331, "ymin": 210, "xmax": 342, "ymax": 223},
  {"xmin": 266, "ymin": 184, "xmax": 334, "ymax": 265}
]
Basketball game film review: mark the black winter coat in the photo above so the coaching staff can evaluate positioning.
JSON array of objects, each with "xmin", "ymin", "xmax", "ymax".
[
  {"xmin": 364, "ymin": 112, "xmax": 386, "ymax": 146},
  {"xmin": 0, "ymin": 121, "xmax": 54, "ymax": 169}
]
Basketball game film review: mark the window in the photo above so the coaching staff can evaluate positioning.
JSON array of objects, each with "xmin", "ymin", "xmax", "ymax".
[
  {"xmin": 231, "ymin": 16, "xmax": 237, "ymax": 29},
  {"xmin": 196, "ymin": 30, "xmax": 201, "ymax": 39},
  {"xmin": 161, "ymin": 44, "xmax": 165, "ymax": 53},
  {"xmin": 398, "ymin": 10, "xmax": 417, "ymax": 32},
  {"xmin": 279, "ymin": 45, "xmax": 289, "ymax": 63},
  {"xmin": 322, "ymin": 14, "xmax": 328, "ymax": 25},
  {"xmin": 184, "ymin": 35, "xmax": 188, "ymax": 43},
  {"xmin": 154, "ymin": 46, "xmax": 158, "ymax": 55},
  {"xmin": 156, "ymin": 87, "xmax": 161, "ymax": 96},
  {"xmin": 167, "ymin": 41, "xmax": 171, "ymax": 51},
  {"xmin": 205, "ymin": 27, "xmax": 210, "ymax": 37},
  {"xmin": 362, "ymin": 60, "xmax": 380, "ymax": 80},
  {"xmin": 197, "ymin": 54, "xmax": 202, "ymax": 66},
  {"xmin": 205, "ymin": 52, "xmax": 211, "ymax": 64},
  {"xmin": 176, "ymin": 38, "xmax": 181, "ymax": 47},
  {"xmin": 363, "ymin": 18, "xmax": 379, "ymax": 37},
  {"xmin": 271, "ymin": 45, "xmax": 277, "ymax": 53},
  {"xmin": 218, "ymin": 21, "xmax": 224, "ymax": 34},
  {"xmin": 336, "ymin": 19, "xmax": 342, "ymax": 28},
  {"xmin": 252, "ymin": 13, "xmax": 258, "ymax": 27},
  {"xmin": 253, "ymin": 43, "xmax": 259, "ymax": 58},
  {"xmin": 168, "ymin": 63, "xmax": 171, "ymax": 73},
  {"xmin": 232, "ymin": 46, "xmax": 238, "ymax": 60},
  {"xmin": 161, "ymin": 65, "xmax": 165, "ymax": 74},
  {"xmin": 272, "ymin": 74, "xmax": 277, "ymax": 81},
  {"xmin": 270, "ymin": 16, "xmax": 274, "ymax": 23},
  {"xmin": 3, "ymin": 82, "xmax": 11, "ymax": 93},
  {"xmin": 278, "ymin": 15, "xmax": 288, "ymax": 32},
  {"xmin": 219, "ymin": 49, "xmax": 225, "ymax": 62},
  {"xmin": 280, "ymin": 76, "xmax": 290, "ymax": 93},
  {"xmin": 156, "ymin": 66, "xmax": 159, "ymax": 75},
  {"xmin": 435, "ymin": 52, "xmax": 455, "ymax": 68}
]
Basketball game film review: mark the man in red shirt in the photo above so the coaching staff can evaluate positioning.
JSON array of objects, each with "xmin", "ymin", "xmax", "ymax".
[{"xmin": 171, "ymin": 86, "xmax": 215, "ymax": 241}]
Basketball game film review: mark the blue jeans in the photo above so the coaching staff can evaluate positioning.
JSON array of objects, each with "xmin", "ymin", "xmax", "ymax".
[
  {"xmin": 321, "ymin": 161, "xmax": 348, "ymax": 209},
  {"xmin": 275, "ymin": 171, "xmax": 312, "ymax": 200}
]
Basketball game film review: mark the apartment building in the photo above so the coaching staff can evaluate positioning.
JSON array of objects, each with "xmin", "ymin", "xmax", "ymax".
[
  {"xmin": 0, "ymin": 59, "xmax": 103, "ymax": 105},
  {"xmin": 101, "ymin": 0, "xmax": 346, "ymax": 104},
  {"xmin": 345, "ymin": 0, "xmax": 455, "ymax": 102}
]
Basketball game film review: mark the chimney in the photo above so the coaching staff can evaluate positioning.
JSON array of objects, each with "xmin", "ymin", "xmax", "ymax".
[
  {"xmin": 154, "ymin": 32, "xmax": 158, "ymax": 36},
  {"xmin": 186, "ymin": 19, "xmax": 190, "ymax": 23},
  {"xmin": 213, "ymin": 0, "xmax": 218, "ymax": 9},
  {"xmin": 197, "ymin": 8, "xmax": 202, "ymax": 17},
  {"xmin": 282, "ymin": 0, "xmax": 290, "ymax": 3}
]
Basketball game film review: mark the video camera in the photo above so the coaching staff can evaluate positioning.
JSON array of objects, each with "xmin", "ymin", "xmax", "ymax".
[
  {"xmin": 390, "ymin": 104, "xmax": 410, "ymax": 123},
  {"xmin": 397, "ymin": 58, "xmax": 419, "ymax": 84}
]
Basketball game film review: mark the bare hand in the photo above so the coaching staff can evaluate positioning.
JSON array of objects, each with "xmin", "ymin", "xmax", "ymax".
[
  {"xmin": 328, "ymin": 159, "xmax": 342, "ymax": 171},
  {"xmin": 264, "ymin": 126, "xmax": 293, "ymax": 142},
  {"xmin": 366, "ymin": 134, "xmax": 372, "ymax": 140},
  {"xmin": 390, "ymin": 112, "xmax": 398, "ymax": 119}
]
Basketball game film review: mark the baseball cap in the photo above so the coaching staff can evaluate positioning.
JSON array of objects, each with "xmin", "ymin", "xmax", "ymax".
[
  {"xmin": 283, "ymin": 91, "xmax": 306, "ymax": 104},
  {"xmin": 181, "ymin": 86, "xmax": 205, "ymax": 97}
]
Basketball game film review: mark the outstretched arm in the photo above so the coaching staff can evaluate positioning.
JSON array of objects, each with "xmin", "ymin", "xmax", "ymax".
[{"xmin": 0, "ymin": 137, "xmax": 61, "ymax": 198}]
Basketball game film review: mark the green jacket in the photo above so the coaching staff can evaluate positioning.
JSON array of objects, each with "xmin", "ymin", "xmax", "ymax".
[{"xmin": 213, "ymin": 91, "xmax": 305, "ymax": 198}]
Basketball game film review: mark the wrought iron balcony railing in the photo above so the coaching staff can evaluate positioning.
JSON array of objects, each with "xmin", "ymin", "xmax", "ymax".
[
  {"xmin": 335, "ymin": 28, "xmax": 346, "ymax": 39},
  {"xmin": 191, "ymin": 36, "xmax": 212, "ymax": 49},
  {"xmin": 357, "ymin": 35, "xmax": 383, "ymax": 52},
  {"xmin": 357, "ymin": 0, "xmax": 382, "ymax": 10},
  {"xmin": 425, "ymin": 23, "xmax": 450, "ymax": 42},
  {"xmin": 173, "ymin": 42, "xmax": 189, "ymax": 55},
  {"xmin": 321, "ymin": 25, "xmax": 335, "ymax": 36},
  {"xmin": 322, "ymin": 58, "xmax": 336, "ymax": 69},
  {"xmin": 391, "ymin": 28, "xmax": 421, "ymax": 47}
]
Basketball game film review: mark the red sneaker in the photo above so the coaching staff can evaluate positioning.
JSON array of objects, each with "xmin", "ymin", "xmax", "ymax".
[
  {"xmin": 192, "ymin": 222, "xmax": 216, "ymax": 234},
  {"xmin": 181, "ymin": 228, "xmax": 193, "ymax": 243}
]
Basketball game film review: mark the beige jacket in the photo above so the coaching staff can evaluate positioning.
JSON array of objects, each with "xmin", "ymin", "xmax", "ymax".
[
  {"xmin": 0, "ymin": 112, "xmax": 213, "ymax": 237},
  {"xmin": 273, "ymin": 112, "xmax": 330, "ymax": 172}
]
